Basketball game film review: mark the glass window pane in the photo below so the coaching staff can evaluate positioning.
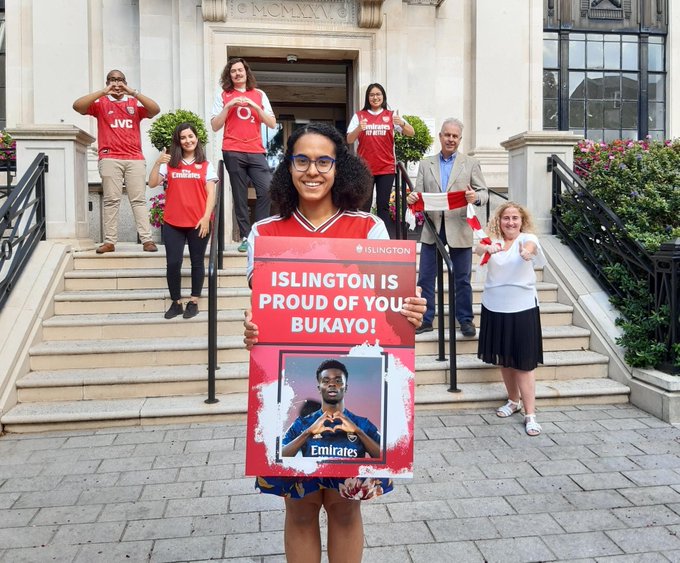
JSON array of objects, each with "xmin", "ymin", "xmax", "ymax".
[
  {"xmin": 604, "ymin": 129, "xmax": 619, "ymax": 143},
  {"xmin": 544, "ymin": 39, "xmax": 558, "ymax": 68},
  {"xmin": 586, "ymin": 128, "xmax": 604, "ymax": 142},
  {"xmin": 648, "ymin": 43, "xmax": 664, "ymax": 72},
  {"xmin": 570, "ymin": 38, "xmax": 585, "ymax": 68},
  {"xmin": 648, "ymin": 74, "xmax": 665, "ymax": 102},
  {"xmin": 587, "ymin": 40, "xmax": 604, "ymax": 69},
  {"xmin": 648, "ymin": 130, "xmax": 664, "ymax": 141},
  {"xmin": 621, "ymin": 129, "xmax": 638, "ymax": 141},
  {"xmin": 621, "ymin": 102, "xmax": 637, "ymax": 129},
  {"xmin": 543, "ymin": 70, "xmax": 559, "ymax": 99},
  {"xmin": 604, "ymin": 103, "xmax": 619, "ymax": 129},
  {"xmin": 648, "ymin": 102, "xmax": 664, "ymax": 130},
  {"xmin": 544, "ymin": 100, "xmax": 558, "ymax": 129},
  {"xmin": 621, "ymin": 73, "xmax": 638, "ymax": 100},
  {"xmin": 569, "ymin": 100, "xmax": 585, "ymax": 129},
  {"xmin": 604, "ymin": 42, "xmax": 620, "ymax": 69},
  {"xmin": 569, "ymin": 72, "xmax": 586, "ymax": 99},
  {"xmin": 622, "ymin": 42, "xmax": 638, "ymax": 70},
  {"xmin": 587, "ymin": 100, "xmax": 604, "ymax": 129},
  {"xmin": 586, "ymin": 72, "xmax": 604, "ymax": 99},
  {"xmin": 603, "ymin": 73, "xmax": 620, "ymax": 101}
]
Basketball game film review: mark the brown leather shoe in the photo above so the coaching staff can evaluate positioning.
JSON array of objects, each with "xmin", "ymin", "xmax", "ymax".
[
  {"xmin": 96, "ymin": 243, "xmax": 115, "ymax": 254},
  {"xmin": 143, "ymin": 241, "xmax": 158, "ymax": 252}
]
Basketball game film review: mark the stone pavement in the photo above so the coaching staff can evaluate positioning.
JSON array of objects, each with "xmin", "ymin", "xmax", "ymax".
[{"xmin": 1, "ymin": 404, "xmax": 680, "ymax": 562}]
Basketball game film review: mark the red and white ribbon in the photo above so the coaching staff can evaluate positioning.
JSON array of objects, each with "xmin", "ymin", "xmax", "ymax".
[{"xmin": 406, "ymin": 192, "xmax": 499, "ymax": 265}]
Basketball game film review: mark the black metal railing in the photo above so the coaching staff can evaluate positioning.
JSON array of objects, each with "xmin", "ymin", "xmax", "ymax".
[
  {"xmin": 0, "ymin": 153, "xmax": 48, "ymax": 310},
  {"xmin": 395, "ymin": 162, "xmax": 458, "ymax": 392},
  {"xmin": 0, "ymin": 147, "xmax": 17, "ymax": 198},
  {"xmin": 550, "ymin": 153, "xmax": 678, "ymax": 374},
  {"xmin": 486, "ymin": 188, "xmax": 509, "ymax": 224},
  {"xmin": 206, "ymin": 161, "xmax": 225, "ymax": 404},
  {"xmin": 549, "ymin": 154, "xmax": 653, "ymax": 301}
]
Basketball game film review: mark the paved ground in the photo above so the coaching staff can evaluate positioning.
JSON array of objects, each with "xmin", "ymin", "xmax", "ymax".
[{"xmin": 1, "ymin": 404, "xmax": 680, "ymax": 562}]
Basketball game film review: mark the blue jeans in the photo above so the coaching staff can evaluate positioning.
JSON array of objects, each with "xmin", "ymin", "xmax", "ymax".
[{"xmin": 417, "ymin": 226, "xmax": 473, "ymax": 326}]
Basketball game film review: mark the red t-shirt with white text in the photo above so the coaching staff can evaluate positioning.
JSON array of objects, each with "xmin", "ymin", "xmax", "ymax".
[{"xmin": 87, "ymin": 95, "xmax": 148, "ymax": 160}]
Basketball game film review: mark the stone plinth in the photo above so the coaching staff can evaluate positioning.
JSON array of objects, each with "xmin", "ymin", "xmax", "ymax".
[
  {"xmin": 8, "ymin": 125, "xmax": 95, "ymax": 245},
  {"xmin": 501, "ymin": 131, "xmax": 583, "ymax": 234}
]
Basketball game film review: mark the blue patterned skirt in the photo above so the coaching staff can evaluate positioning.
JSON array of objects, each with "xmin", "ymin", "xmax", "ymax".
[{"xmin": 255, "ymin": 476, "xmax": 393, "ymax": 500}]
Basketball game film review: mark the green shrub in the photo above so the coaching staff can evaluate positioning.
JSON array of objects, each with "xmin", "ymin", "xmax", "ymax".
[
  {"xmin": 567, "ymin": 138, "xmax": 680, "ymax": 370},
  {"xmin": 148, "ymin": 109, "xmax": 208, "ymax": 152},
  {"xmin": 394, "ymin": 115, "xmax": 433, "ymax": 164}
]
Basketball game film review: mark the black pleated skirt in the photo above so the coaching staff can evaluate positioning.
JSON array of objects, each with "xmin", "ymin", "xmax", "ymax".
[{"xmin": 478, "ymin": 304, "xmax": 543, "ymax": 371}]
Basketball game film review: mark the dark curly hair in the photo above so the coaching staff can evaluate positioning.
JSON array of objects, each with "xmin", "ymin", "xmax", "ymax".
[
  {"xmin": 270, "ymin": 122, "xmax": 372, "ymax": 219},
  {"xmin": 219, "ymin": 58, "xmax": 257, "ymax": 91}
]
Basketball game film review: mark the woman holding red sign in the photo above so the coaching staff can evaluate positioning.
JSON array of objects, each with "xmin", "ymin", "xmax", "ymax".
[
  {"xmin": 346, "ymin": 83, "xmax": 414, "ymax": 238},
  {"xmin": 243, "ymin": 122, "xmax": 425, "ymax": 563}
]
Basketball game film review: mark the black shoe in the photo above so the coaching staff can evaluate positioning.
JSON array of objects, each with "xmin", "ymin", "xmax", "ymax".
[
  {"xmin": 183, "ymin": 301, "xmax": 199, "ymax": 319},
  {"xmin": 461, "ymin": 321, "xmax": 476, "ymax": 337},
  {"xmin": 164, "ymin": 301, "xmax": 183, "ymax": 319},
  {"xmin": 415, "ymin": 323, "xmax": 433, "ymax": 335}
]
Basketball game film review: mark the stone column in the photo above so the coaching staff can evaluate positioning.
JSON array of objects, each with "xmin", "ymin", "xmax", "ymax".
[
  {"xmin": 8, "ymin": 125, "xmax": 96, "ymax": 246},
  {"xmin": 500, "ymin": 131, "xmax": 582, "ymax": 234}
]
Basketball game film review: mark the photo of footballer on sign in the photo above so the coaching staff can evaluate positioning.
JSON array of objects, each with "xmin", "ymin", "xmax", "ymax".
[{"xmin": 246, "ymin": 236, "xmax": 416, "ymax": 479}]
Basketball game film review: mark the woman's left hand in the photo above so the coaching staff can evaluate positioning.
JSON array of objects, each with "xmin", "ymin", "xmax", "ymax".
[
  {"xmin": 401, "ymin": 286, "xmax": 427, "ymax": 328},
  {"xmin": 196, "ymin": 216, "xmax": 211, "ymax": 238},
  {"xmin": 519, "ymin": 241, "xmax": 537, "ymax": 261}
]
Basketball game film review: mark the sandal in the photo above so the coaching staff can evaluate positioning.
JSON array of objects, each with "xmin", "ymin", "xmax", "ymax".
[
  {"xmin": 496, "ymin": 399, "xmax": 522, "ymax": 418},
  {"xmin": 524, "ymin": 414, "xmax": 542, "ymax": 436}
]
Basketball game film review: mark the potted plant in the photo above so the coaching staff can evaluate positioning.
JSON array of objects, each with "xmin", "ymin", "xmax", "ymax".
[{"xmin": 394, "ymin": 115, "xmax": 433, "ymax": 166}]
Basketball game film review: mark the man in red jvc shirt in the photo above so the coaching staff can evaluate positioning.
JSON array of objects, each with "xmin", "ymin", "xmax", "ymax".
[{"xmin": 73, "ymin": 69, "xmax": 161, "ymax": 253}]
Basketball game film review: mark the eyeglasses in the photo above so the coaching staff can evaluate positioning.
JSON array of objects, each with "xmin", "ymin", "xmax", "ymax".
[
  {"xmin": 290, "ymin": 155, "xmax": 336, "ymax": 173},
  {"xmin": 369, "ymin": 93, "xmax": 383, "ymax": 98},
  {"xmin": 107, "ymin": 77, "xmax": 127, "ymax": 83}
]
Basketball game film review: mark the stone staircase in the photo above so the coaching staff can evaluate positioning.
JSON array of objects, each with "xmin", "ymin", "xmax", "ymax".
[{"xmin": 0, "ymin": 242, "xmax": 629, "ymax": 432}]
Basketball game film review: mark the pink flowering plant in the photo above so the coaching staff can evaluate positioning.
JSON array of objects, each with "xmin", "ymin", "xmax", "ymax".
[
  {"xmin": 149, "ymin": 192, "xmax": 165, "ymax": 228},
  {"xmin": 0, "ymin": 131, "xmax": 16, "ymax": 168}
]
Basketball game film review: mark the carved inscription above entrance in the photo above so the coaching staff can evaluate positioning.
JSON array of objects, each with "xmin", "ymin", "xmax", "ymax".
[
  {"xmin": 202, "ymin": 0, "xmax": 385, "ymax": 28},
  {"xmin": 228, "ymin": 0, "xmax": 355, "ymax": 24}
]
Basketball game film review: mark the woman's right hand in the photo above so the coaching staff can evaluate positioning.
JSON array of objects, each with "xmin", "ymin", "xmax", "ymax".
[
  {"xmin": 243, "ymin": 310, "xmax": 259, "ymax": 350},
  {"xmin": 156, "ymin": 147, "xmax": 170, "ymax": 166}
]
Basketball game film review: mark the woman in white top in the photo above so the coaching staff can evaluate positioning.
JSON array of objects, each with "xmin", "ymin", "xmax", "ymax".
[{"xmin": 475, "ymin": 202, "xmax": 546, "ymax": 436}]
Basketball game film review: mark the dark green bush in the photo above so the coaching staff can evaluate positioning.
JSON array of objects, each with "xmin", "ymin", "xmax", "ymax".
[
  {"xmin": 394, "ymin": 115, "xmax": 433, "ymax": 164},
  {"xmin": 568, "ymin": 139, "xmax": 680, "ymax": 370}
]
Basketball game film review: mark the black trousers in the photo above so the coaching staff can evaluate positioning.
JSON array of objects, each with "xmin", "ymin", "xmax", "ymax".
[
  {"xmin": 163, "ymin": 222, "xmax": 210, "ymax": 302},
  {"xmin": 222, "ymin": 151, "xmax": 272, "ymax": 239},
  {"xmin": 361, "ymin": 173, "xmax": 396, "ymax": 238}
]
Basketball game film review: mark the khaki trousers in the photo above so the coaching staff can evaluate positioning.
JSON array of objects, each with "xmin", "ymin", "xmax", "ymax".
[{"xmin": 99, "ymin": 158, "xmax": 152, "ymax": 244}]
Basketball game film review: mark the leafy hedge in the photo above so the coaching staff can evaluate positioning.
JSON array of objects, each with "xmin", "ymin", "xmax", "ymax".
[{"xmin": 570, "ymin": 138, "xmax": 680, "ymax": 370}]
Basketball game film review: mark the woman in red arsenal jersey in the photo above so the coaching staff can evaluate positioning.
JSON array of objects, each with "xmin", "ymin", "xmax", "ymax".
[
  {"xmin": 148, "ymin": 123, "xmax": 218, "ymax": 320},
  {"xmin": 347, "ymin": 83, "xmax": 415, "ymax": 238},
  {"xmin": 243, "ymin": 123, "xmax": 426, "ymax": 563}
]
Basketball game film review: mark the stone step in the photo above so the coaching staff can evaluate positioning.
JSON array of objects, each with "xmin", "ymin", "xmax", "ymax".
[
  {"xmin": 72, "ymin": 245, "xmax": 247, "ymax": 270},
  {"xmin": 415, "ymin": 350, "xmax": 609, "ymax": 386},
  {"xmin": 28, "ymin": 335, "xmax": 249, "ymax": 371},
  {"xmin": 51, "ymin": 283, "xmax": 559, "ymax": 316},
  {"xmin": 41, "ymin": 302, "xmax": 574, "ymax": 341},
  {"xmin": 1, "ymin": 377, "xmax": 629, "ymax": 433},
  {"xmin": 17, "ymin": 350, "xmax": 609, "ymax": 403},
  {"xmin": 64, "ymin": 268, "xmax": 247, "ymax": 290},
  {"xmin": 28, "ymin": 326, "xmax": 590, "ymax": 371},
  {"xmin": 53, "ymin": 288, "xmax": 251, "ymax": 315}
]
